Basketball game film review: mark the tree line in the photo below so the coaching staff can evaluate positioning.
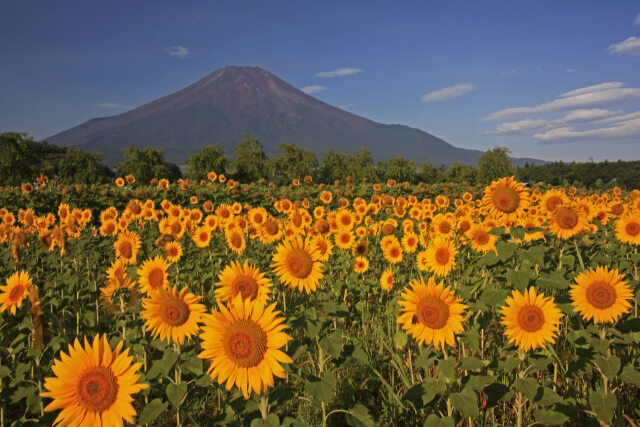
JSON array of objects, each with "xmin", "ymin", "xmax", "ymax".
[{"xmin": 2, "ymin": 132, "xmax": 639, "ymax": 188}]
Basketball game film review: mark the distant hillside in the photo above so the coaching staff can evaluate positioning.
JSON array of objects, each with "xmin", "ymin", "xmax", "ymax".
[{"xmin": 47, "ymin": 66, "xmax": 545, "ymax": 167}]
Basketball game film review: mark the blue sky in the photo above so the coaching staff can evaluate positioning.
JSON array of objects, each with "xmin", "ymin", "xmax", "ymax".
[{"xmin": 1, "ymin": 1, "xmax": 640, "ymax": 162}]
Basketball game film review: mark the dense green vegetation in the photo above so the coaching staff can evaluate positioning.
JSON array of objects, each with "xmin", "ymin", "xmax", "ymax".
[{"xmin": 2, "ymin": 132, "xmax": 639, "ymax": 188}]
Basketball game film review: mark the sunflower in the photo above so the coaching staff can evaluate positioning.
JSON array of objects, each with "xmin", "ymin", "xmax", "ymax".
[
  {"xmin": 500, "ymin": 287, "xmax": 563, "ymax": 351},
  {"xmin": 423, "ymin": 238, "xmax": 457, "ymax": 277},
  {"xmin": 539, "ymin": 189, "xmax": 568, "ymax": 214},
  {"xmin": 259, "ymin": 217, "xmax": 283, "ymax": 244},
  {"xmin": 380, "ymin": 268, "xmax": 394, "ymax": 292},
  {"xmin": 164, "ymin": 241, "xmax": 183, "ymax": 263},
  {"xmin": 42, "ymin": 334, "xmax": 147, "ymax": 426},
  {"xmin": 401, "ymin": 232, "xmax": 419, "ymax": 253},
  {"xmin": 383, "ymin": 243, "xmax": 403, "ymax": 264},
  {"xmin": 354, "ymin": 256, "xmax": 369, "ymax": 274},
  {"xmin": 483, "ymin": 176, "xmax": 530, "ymax": 221},
  {"xmin": 310, "ymin": 235, "xmax": 333, "ymax": 262},
  {"xmin": 570, "ymin": 266, "xmax": 634, "ymax": 324},
  {"xmin": 216, "ymin": 260, "xmax": 272, "ymax": 304},
  {"xmin": 0, "ymin": 271, "xmax": 32, "ymax": 315},
  {"xmin": 193, "ymin": 226, "xmax": 212, "ymax": 248},
  {"xmin": 614, "ymin": 215, "xmax": 640, "ymax": 245},
  {"xmin": 142, "ymin": 286, "xmax": 206, "ymax": 345},
  {"xmin": 467, "ymin": 223, "xmax": 496, "ymax": 254},
  {"xmin": 351, "ymin": 239, "xmax": 369, "ymax": 257},
  {"xmin": 397, "ymin": 276, "xmax": 467, "ymax": 349},
  {"xmin": 271, "ymin": 235, "xmax": 324, "ymax": 294},
  {"xmin": 113, "ymin": 231, "xmax": 141, "ymax": 265},
  {"xmin": 198, "ymin": 296, "xmax": 293, "ymax": 398},
  {"xmin": 548, "ymin": 204, "xmax": 587, "ymax": 239},
  {"xmin": 137, "ymin": 255, "xmax": 170, "ymax": 294},
  {"xmin": 100, "ymin": 276, "xmax": 139, "ymax": 313},
  {"xmin": 334, "ymin": 229, "xmax": 355, "ymax": 250},
  {"xmin": 225, "ymin": 229, "xmax": 246, "ymax": 255}
]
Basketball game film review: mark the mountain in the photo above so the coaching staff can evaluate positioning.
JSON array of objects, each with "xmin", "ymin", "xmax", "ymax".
[{"xmin": 46, "ymin": 66, "xmax": 543, "ymax": 167}]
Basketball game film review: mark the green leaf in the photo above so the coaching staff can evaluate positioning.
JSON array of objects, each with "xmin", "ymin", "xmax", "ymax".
[
  {"xmin": 0, "ymin": 366, "xmax": 11, "ymax": 379},
  {"xmin": 346, "ymin": 404, "xmax": 375, "ymax": 427},
  {"xmin": 594, "ymin": 355, "xmax": 620, "ymax": 380},
  {"xmin": 319, "ymin": 332, "xmax": 343, "ymax": 358},
  {"xmin": 499, "ymin": 356, "xmax": 521, "ymax": 372},
  {"xmin": 514, "ymin": 377, "xmax": 538, "ymax": 401},
  {"xmin": 510, "ymin": 227, "xmax": 526, "ymax": 241},
  {"xmin": 505, "ymin": 270, "xmax": 531, "ymax": 291},
  {"xmin": 477, "ymin": 251, "xmax": 499, "ymax": 266},
  {"xmin": 423, "ymin": 415, "xmax": 454, "ymax": 427},
  {"xmin": 449, "ymin": 387, "xmax": 479, "ymax": 417},
  {"xmin": 251, "ymin": 414, "xmax": 281, "ymax": 427},
  {"xmin": 138, "ymin": 398, "xmax": 169, "ymax": 424},
  {"xmin": 403, "ymin": 377, "xmax": 446, "ymax": 407},
  {"xmin": 536, "ymin": 387, "xmax": 563, "ymax": 406},
  {"xmin": 560, "ymin": 254, "xmax": 575, "ymax": 267},
  {"xmin": 589, "ymin": 388, "xmax": 616, "ymax": 424},
  {"xmin": 533, "ymin": 409, "xmax": 569, "ymax": 425},
  {"xmin": 305, "ymin": 372, "xmax": 336, "ymax": 403},
  {"xmin": 393, "ymin": 332, "xmax": 408, "ymax": 349},
  {"xmin": 166, "ymin": 381, "xmax": 187, "ymax": 409},
  {"xmin": 437, "ymin": 358, "xmax": 456, "ymax": 383},
  {"xmin": 620, "ymin": 365, "xmax": 640, "ymax": 386},
  {"xmin": 460, "ymin": 357, "xmax": 485, "ymax": 371},
  {"xmin": 522, "ymin": 246, "xmax": 545, "ymax": 266},
  {"xmin": 484, "ymin": 383, "xmax": 510, "ymax": 407},
  {"xmin": 496, "ymin": 241, "xmax": 516, "ymax": 261},
  {"xmin": 536, "ymin": 269, "xmax": 569, "ymax": 290},
  {"xmin": 479, "ymin": 284, "xmax": 507, "ymax": 307}
]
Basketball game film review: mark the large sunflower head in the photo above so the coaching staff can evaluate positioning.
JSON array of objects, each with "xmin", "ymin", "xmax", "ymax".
[
  {"xmin": 198, "ymin": 296, "xmax": 293, "ymax": 398},
  {"xmin": 423, "ymin": 237, "xmax": 457, "ymax": 277},
  {"xmin": 483, "ymin": 176, "xmax": 530, "ymax": 221},
  {"xmin": 397, "ymin": 276, "xmax": 467, "ymax": 349},
  {"xmin": 539, "ymin": 189, "xmax": 568, "ymax": 215},
  {"xmin": 380, "ymin": 268, "xmax": 394, "ymax": 292},
  {"xmin": 113, "ymin": 231, "xmax": 141, "ymax": 265},
  {"xmin": 42, "ymin": 334, "xmax": 148, "ymax": 425},
  {"xmin": 383, "ymin": 242, "xmax": 404, "ymax": 264},
  {"xmin": 500, "ymin": 287, "xmax": 563, "ymax": 352},
  {"xmin": 614, "ymin": 214, "xmax": 640, "ymax": 246},
  {"xmin": 0, "ymin": 270, "xmax": 32, "ymax": 315},
  {"xmin": 548, "ymin": 204, "xmax": 588, "ymax": 239},
  {"xmin": 142, "ymin": 286, "xmax": 206, "ymax": 345},
  {"xmin": 216, "ymin": 260, "xmax": 272, "ymax": 304},
  {"xmin": 467, "ymin": 223, "xmax": 497, "ymax": 254},
  {"xmin": 570, "ymin": 266, "xmax": 634, "ymax": 324},
  {"xmin": 225, "ymin": 229, "xmax": 246, "ymax": 255},
  {"xmin": 137, "ymin": 255, "xmax": 170, "ymax": 294},
  {"xmin": 100, "ymin": 276, "xmax": 139, "ymax": 313},
  {"xmin": 271, "ymin": 235, "xmax": 324, "ymax": 294}
]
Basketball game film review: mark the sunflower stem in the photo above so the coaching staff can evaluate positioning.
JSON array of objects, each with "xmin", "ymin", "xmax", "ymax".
[
  {"xmin": 175, "ymin": 343, "xmax": 182, "ymax": 426},
  {"xmin": 573, "ymin": 239, "xmax": 585, "ymax": 272},
  {"xmin": 259, "ymin": 394, "xmax": 269, "ymax": 419}
]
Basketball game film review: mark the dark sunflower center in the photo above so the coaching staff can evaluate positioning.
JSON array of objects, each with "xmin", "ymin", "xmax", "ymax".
[
  {"xmin": 382, "ymin": 224, "xmax": 395, "ymax": 235},
  {"xmin": 223, "ymin": 319, "xmax": 268, "ymax": 367},
  {"xmin": 9, "ymin": 285, "xmax": 25, "ymax": 301},
  {"xmin": 586, "ymin": 281, "xmax": 617, "ymax": 309},
  {"xmin": 439, "ymin": 222, "xmax": 451, "ymax": 234},
  {"xmin": 545, "ymin": 196, "xmax": 563, "ymax": 212},
  {"xmin": 76, "ymin": 366, "xmax": 119, "ymax": 413},
  {"xmin": 118, "ymin": 241, "xmax": 132, "ymax": 259},
  {"xmin": 159, "ymin": 297, "xmax": 190, "ymax": 326},
  {"xmin": 167, "ymin": 246, "xmax": 178, "ymax": 257},
  {"xmin": 199, "ymin": 231, "xmax": 209, "ymax": 242},
  {"xmin": 340, "ymin": 215, "xmax": 351, "ymax": 226},
  {"xmin": 390, "ymin": 247, "xmax": 401, "ymax": 258},
  {"xmin": 386, "ymin": 274, "xmax": 394, "ymax": 285},
  {"xmin": 459, "ymin": 221, "xmax": 471, "ymax": 232},
  {"xmin": 230, "ymin": 233, "xmax": 242, "ymax": 248},
  {"xmin": 233, "ymin": 275, "xmax": 259, "ymax": 300},
  {"xmin": 492, "ymin": 187, "xmax": 520, "ymax": 213},
  {"xmin": 435, "ymin": 247, "xmax": 450, "ymax": 265},
  {"xmin": 340, "ymin": 233, "xmax": 351, "ymax": 244},
  {"xmin": 475, "ymin": 232, "xmax": 489, "ymax": 245},
  {"xmin": 170, "ymin": 221, "xmax": 181, "ymax": 234},
  {"xmin": 556, "ymin": 208, "xmax": 578, "ymax": 229},
  {"xmin": 253, "ymin": 213, "xmax": 263, "ymax": 224},
  {"xmin": 316, "ymin": 240, "xmax": 328, "ymax": 254},
  {"xmin": 147, "ymin": 268, "xmax": 165, "ymax": 289},
  {"xmin": 416, "ymin": 295, "xmax": 450, "ymax": 329},
  {"xmin": 626, "ymin": 221, "xmax": 640, "ymax": 236},
  {"xmin": 286, "ymin": 248, "xmax": 313, "ymax": 279},
  {"xmin": 264, "ymin": 220, "xmax": 278, "ymax": 236},
  {"xmin": 517, "ymin": 305, "xmax": 545, "ymax": 332},
  {"xmin": 354, "ymin": 242, "xmax": 367, "ymax": 256}
]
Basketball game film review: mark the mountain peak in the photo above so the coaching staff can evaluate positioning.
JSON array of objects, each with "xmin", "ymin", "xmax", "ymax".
[{"xmin": 46, "ymin": 66, "xmax": 488, "ymax": 166}]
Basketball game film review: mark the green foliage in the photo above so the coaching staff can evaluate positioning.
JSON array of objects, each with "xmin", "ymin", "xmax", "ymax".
[
  {"xmin": 377, "ymin": 156, "xmax": 416, "ymax": 183},
  {"xmin": 0, "ymin": 132, "xmax": 43, "ymax": 186},
  {"xmin": 116, "ymin": 145, "xmax": 182, "ymax": 183},
  {"xmin": 445, "ymin": 162, "xmax": 477, "ymax": 184},
  {"xmin": 187, "ymin": 145, "xmax": 230, "ymax": 182},
  {"xmin": 319, "ymin": 148, "xmax": 379, "ymax": 183},
  {"xmin": 233, "ymin": 133, "xmax": 270, "ymax": 182},
  {"xmin": 416, "ymin": 157, "xmax": 445, "ymax": 184},
  {"xmin": 269, "ymin": 143, "xmax": 318, "ymax": 183},
  {"xmin": 56, "ymin": 148, "xmax": 112, "ymax": 184},
  {"xmin": 478, "ymin": 146, "xmax": 514, "ymax": 184},
  {"xmin": 517, "ymin": 159, "xmax": 640, "ymax": 188}
]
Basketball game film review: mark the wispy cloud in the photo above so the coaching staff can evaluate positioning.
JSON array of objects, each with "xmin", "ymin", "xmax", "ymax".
[
  {"xmin": 481, "ymin": 82, "xmax": 640, "ymax": 121},
  {"xmin": 607, "ymin": 36, "xmax": 640, "ymax": 56},
  {"xmin": 302, "ymin": 85, "xmax": 328, "ymax": 94},
  {"xmin": 315, "ymin": 68, "xmax": 363, "ymax": 78},
  {"xmin": 421, "ymin": 83, "xmax": 477, "ymax": 103},
  {"xmin": 500, "ymin": 69, "xmax": 517, "ymax": 77},
  {"xmin": 565, "ymin": 68, "xmax": 577, "ymax": 73},
  {"xmin": 165, "ymin": 46, "xmax": 192, "ymax": 59},
  {"xmin": 534, "ymin": 116, "xmax": 640, "ymax": 142},
  {"xmin": 96, "ymin": 102, "xmax": 131, "ymax": 110},
  {"xmin": 634, "ymin": 12, "xmax": 640, "ymax": 26}
]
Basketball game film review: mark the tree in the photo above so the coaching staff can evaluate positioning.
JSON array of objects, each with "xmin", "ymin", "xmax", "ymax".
[
  {"xmin": 187, "ymin": 145, "xmax": 230, "ymax": 182},
  {"xmin": 378, "ymin": 156, "xmax": 416, "ymax": 183},
  {"xmin": 116, "ymin": 146, "xmax": 181, "ymax": 183},
  {"xmin": 477, "ymin": 146, "xmax": 514, "ymax": 184},
  {"xmin": 57, "ymin": 148, "xmax": 112, "ymax": 184},
  {"xmin": 269, "ymin": 143, "xmax": 318, "ymax": 183},
  {"xmin": 445, "ymin": 162, "xmax": 478, "ymax": 184},
  {"xmin": 0, "ymin": 132, "xmax": 42, "ymax": 185},
  {"xmin": 233, "ymin": 133, "xmax": 269, "ymax": 182},
  {"xmin": 416, "ymin": 157, "xmax": 444, "ymax": 183},
  {"xmin": 319, "ymin": 148, "xmax": 379, "ymax": 183}
]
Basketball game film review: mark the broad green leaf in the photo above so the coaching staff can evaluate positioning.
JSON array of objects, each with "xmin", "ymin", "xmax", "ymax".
[
  {"xmin": 460, "ymin": 357, "xmax": 485, "ymax": 371},
  {"xmin": 393, "ymin": 332, "xmax": 408, "ymax": 349},
  {"xmin": 251, "ymin": 414, "xmax": 280, "ymax": 427},
  {"xmin": 346, "ymin": 404, "xmax": 375, "ymax": 427},
  {"xmin": 514, "ymin": 377, "xmax": 538, "ymax": 401},
  {"xmin": 533, "ymin": 409, "xmax": 569, "ymax": 425},
  {"xmin": 505, "ymin": 270, "xmax": 531, "ymax": 291},
  {"xmin": 522, "ymin": 246, "xmax": 545, "ymax": 266},
  {"xmin": 319, "ymin": 332, "xmax": 343, "ymax": 358},
  {"xmin": 437, "ymin": 358, "xmax": 456, "ymax": 383},
  {"xmin": 305, "ymin": 372, "xmax": 336, "ymax": 403},
  {"xmin": 479, "ymin": 284, "xmax": 507, "ymax": 306},
  {"xmin": 496, "ymin": 241, "xmax": 516, "ymax": 261},
  {"xmin": 166, "ymin": 381, "xmax": 187, "ymax": 409},
  {"xmin": 589, "ymin": 388, "xmax": 616, "ymax": 424},
  {"xmin": 620, "ymin": 365, "xmax": 640, "ymax": 386},
  {"xmin": 594, "ymin": 355, "xmax": 620, "ymax": 380},
  {"xmin": 536, "ymin": 269, "xmax": 569, "ymax": 290},
  {"xmin": 449, "ymin": 387, "xmax": 479, "ymax": 417},
  {"xmin": 138, "ymin": 398, "xmax": 169, "ymax": 424},
  {"xmin": 423, "ymin": 415, "xmax": 454, "ymax": 427}
]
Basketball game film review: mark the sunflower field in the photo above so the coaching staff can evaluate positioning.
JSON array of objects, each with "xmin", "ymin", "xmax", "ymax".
[{"xmin": 1, "ymin": 173, "xmax": 640, "ymax": 426}]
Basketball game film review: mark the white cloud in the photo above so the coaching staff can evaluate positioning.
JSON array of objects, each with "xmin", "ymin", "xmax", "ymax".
[
  {"xmin": 634, "ymin": 12, "xmax": 640, "ymax": 26},
  {"xmin": 165, "ymin": 46, "xmax": 192, "ymax": 59},
  {"xmin": 482, "ymin": 82, "xmax": 640, "ymax": 121},
  {"xmin": 594, "ymin": 109, "xmax": 640, "ymax": 124},
  {"xmin": 479, "ymin": 119, "xmax": 547, "ymax": 135},
  {"xmin": 500, "ymin": 69, "xmax": 517, "ymax": 77},
  {"xmin": 565, "ymin": 68, "xmax": 576, "ymax": 73},
  {"xmin": 557, "ymin": 108, "xmax": 621, "ymax": 123},
  {"xmin": 315, "ymin": 68, "xmax": 363, "ymax": 78},
  {"xmin": 421, "ymin": 83, "xmax": 477, "ymax": 102},
  {"xmin": 96, "ymin": 102, "xmax": 131, "ymax": 109},
  {"xmin": 302, "ymin": 85, "xmax": 328, "ymax": 94},
  {"xmin": 534, "ymin": 117, "xmax": 640, "ymax": 141},
  {"xmin": 607, "ymin": 36, "xmax": 640, "ymax": 56}
]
